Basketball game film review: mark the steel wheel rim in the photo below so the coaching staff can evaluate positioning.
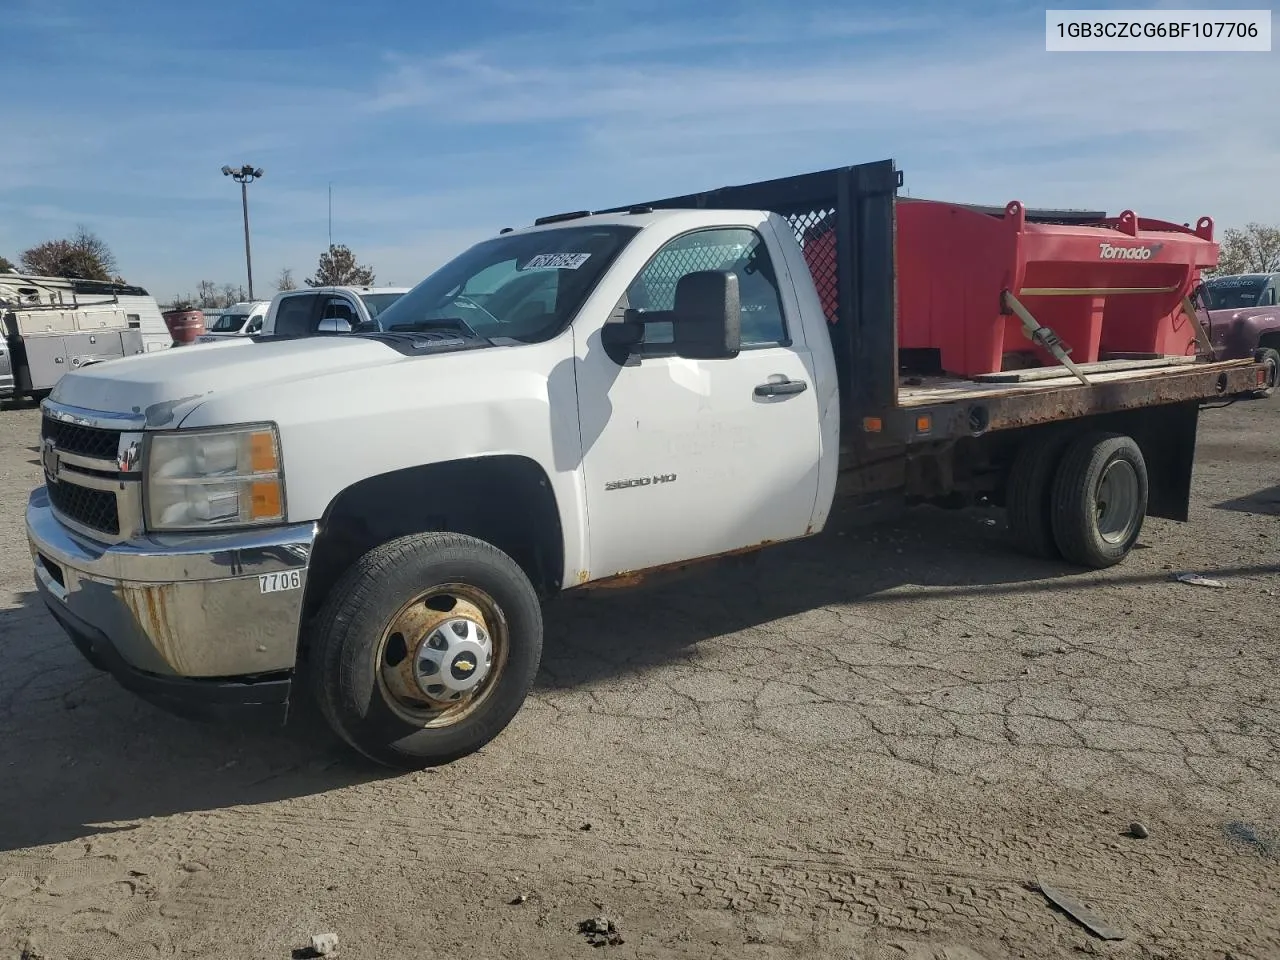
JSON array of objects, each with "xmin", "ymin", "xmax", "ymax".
[
  {"xmin": 1096, "ymin": 459, "xmax": 1139, "ymax": 544},
  {"xmin": 375, "ymin": 582, "xmax": 509, "ymax": 728}
]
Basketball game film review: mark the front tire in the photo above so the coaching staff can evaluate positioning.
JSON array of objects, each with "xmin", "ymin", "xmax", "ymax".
[
  {"xmin": 1050, "ymin": 432, "xmax": 1148, "ymax": 569},
  {"xmin": 309, "ymin": 532, "xmax": 543, "ymax": 769}
]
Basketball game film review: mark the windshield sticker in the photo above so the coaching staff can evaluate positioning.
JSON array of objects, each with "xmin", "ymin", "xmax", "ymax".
[
  {"xmin": 1207, "ymin": 276, "xmax": 1261, "ymax": 286},
  {"xmin": 522, "ymin": 252, "xmax": 592, "ymax": 270}
]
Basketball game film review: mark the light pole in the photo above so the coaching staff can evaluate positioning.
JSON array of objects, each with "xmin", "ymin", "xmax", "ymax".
[{"xmin": 221, "ymin": 164, "xmax": 264, "ymax": 300}]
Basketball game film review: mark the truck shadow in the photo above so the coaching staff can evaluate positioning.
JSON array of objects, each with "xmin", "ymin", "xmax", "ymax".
[
  {"xmin": 1214, "ymin": 483, "xmax": 1280, "ymax": 517},
  {"xmin": 2, "ymin": 500, "xmax": 1275, "ymax": 853},
  {"xmin": 537, "ymin": 499, "xmax": 1280, "ymax": 690}
]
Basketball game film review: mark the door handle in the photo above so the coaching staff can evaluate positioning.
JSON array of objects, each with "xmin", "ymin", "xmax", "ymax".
[{"xmin": 754, "ymin": 378, "xmax": 808, "ymax": 397}]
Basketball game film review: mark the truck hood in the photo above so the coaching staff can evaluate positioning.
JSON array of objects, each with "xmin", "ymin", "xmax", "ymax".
[
  {"xmin": 49, "ymin": 336, "xmax": 409, "ymax": 427},
  {"xmin": 1204, "ymin": 307, "xmax": 1273, "ymax": 324}
]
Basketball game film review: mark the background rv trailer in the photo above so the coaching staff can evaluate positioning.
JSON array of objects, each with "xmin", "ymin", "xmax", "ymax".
[{"xmin": 0, "ymin": 274, "xmax": 169, "ymax": 400}]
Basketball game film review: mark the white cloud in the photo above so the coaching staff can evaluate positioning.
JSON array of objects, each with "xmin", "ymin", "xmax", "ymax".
[
  {"xmin": 363, "ymin": 27, "xmax": 1280, "ymax": 227},
  {"xmin": 3, "ymin": 6, "xmax": 1277, "ymax": 296}
]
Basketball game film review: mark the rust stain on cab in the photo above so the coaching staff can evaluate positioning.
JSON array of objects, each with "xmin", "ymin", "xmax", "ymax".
[{"xmin": 579, "ymin": 540, "xmax": 775, "ymax": 591}]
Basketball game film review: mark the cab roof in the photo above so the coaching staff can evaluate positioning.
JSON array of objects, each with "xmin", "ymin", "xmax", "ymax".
[
  {"xmin": 277, "ymin": 285, "xmax": 411, "ymax": 296},
  {"xmin": 502, "ymin": 207, "xmax": 770, "ymax": 236}
]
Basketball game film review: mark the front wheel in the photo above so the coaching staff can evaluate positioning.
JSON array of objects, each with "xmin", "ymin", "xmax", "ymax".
[{"xmin": 309, "ymin": 532, "xmax": 543, "ymax": 769}]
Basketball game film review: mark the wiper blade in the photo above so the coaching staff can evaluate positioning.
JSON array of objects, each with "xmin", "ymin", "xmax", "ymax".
[{"xmin": 385, "ymin": 317, "xmax": 490, "ymax": 343}]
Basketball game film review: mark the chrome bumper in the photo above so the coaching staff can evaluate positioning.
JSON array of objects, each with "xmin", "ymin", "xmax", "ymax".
[{"xmin": 26, "ymin": 487, "xmax": 316, "ymax": 680}]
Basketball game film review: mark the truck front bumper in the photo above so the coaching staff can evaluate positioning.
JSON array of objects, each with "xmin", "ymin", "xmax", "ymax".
[{"xmin": 26, "ymin": 487, "xmax": 316, "ymax": 724}]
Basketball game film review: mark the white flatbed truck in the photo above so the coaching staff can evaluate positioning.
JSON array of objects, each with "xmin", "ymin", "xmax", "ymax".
[{"xmin": 25, "ymin": 159, "xmax": 1269, "ymax": 767}]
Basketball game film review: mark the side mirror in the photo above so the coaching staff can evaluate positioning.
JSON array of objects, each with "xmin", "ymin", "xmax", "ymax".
[
  {"xmin": 317, "ymin": 316, "xmax": 352, "ymax": 334},
  {"xmin": 246, "ymin": 319, "xmax": 262, "ymax": 334},
  {"xmin": 671, "ymin": 270, "xmax": 741, "ymax": 360},
  {"xmin": 601, "ymin": 316, "xmax": 645, "ymax": 353}
]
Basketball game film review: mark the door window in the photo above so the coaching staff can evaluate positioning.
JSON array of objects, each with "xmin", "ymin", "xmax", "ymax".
[
  {"xmin": 273, "ymin": 295, "xmax": 319, "ymax": 336},
  {"xmin": 320, "ymin": 297, "xmax": 358, "ymax": 326},
  {"xmin": 621, "ymin": 227, "xmax": 788, "ymax": 349}
]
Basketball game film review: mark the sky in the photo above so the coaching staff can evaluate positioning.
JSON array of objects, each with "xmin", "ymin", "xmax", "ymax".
[{"xmin": 1, "ymin": 0, "xmax": 1277, "ymax": 302}]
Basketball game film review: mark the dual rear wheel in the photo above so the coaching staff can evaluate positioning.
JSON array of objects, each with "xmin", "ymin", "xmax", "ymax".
[{"xmin": 1006, "ymin": 430, "xmax": 1149, "ymax": 568}]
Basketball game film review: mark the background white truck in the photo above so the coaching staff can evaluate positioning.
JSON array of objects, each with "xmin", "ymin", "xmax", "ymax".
[
  {"xmin": 261, "ymin": 285, "xmax": 409, "ymax": 337},
  {"xmin": 195, "ymin": 300, "xmax": 271, "ymax": 341},
  {"xmin": 26, "ymin": 159, "xmax": 1270, "ymax": 769},
  {"xmin": 1, "ymin": 275, "xmax": 169, "ymax": 401},
  {"xmin": 193, "ymin": 287, "xmax": 410, "ymax": 345}
]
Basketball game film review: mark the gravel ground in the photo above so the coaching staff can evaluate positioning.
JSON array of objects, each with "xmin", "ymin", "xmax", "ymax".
[{"xmin": 0, "ymin": 396, "xmax": 1277, "ymax": 960}]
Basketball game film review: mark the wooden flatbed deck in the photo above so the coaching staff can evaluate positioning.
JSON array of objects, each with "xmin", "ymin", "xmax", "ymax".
[
  {"xmin": 871, "ymin": 356, "xmax": 1264, "ymax": 444},
  {"xmin": 897, "ymin": 357, "xmax": 1247, "ymax": 407}
]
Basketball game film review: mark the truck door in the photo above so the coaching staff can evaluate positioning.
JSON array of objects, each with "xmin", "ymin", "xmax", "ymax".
[{"xmin": 574, "ymin": 223, "xmax": 823, "ymax": 580}]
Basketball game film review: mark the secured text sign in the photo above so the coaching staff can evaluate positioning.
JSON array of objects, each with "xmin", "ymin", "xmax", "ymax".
[{"xmin": 1046, "ymin": 9, "xmax": 1272, "ymax": 51}]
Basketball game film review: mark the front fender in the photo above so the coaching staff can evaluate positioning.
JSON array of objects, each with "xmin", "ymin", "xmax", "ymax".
[{"xmin": 178, "ymin": 332, "xmax": 590, "ymax": 586}]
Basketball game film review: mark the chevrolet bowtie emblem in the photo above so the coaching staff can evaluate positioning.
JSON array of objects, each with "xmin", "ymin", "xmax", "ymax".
[
  {"xmin": 41, "ymin": 440, "xmax": 60, "ymax": 483},
  {"xmin": 455, "ymin": 659, "xmax": 475, "ymax": 672}
]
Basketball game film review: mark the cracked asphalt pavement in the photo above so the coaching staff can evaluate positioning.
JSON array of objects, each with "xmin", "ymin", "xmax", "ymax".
[{"xmin": 1, "ymin": 398, "xmax": 1277, "ymax": 959}]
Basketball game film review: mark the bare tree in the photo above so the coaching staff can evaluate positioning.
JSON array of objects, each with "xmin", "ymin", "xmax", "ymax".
[
  {"xmin": 196, "ymin": 280, "xmax": 221, "ymax": 309},
  {"xmin": 1213, "ymin": 223, "xmax": 1280, "ymax": 276},
  {"xmin": 191, "ymin": 281, "xmax": 252, "ymax": 310},
  {"xmin": 19, "ymin": 225, "xmax": 119, "ymax": 281},
  {"xmin": 0, "ymin": 255, "xmax": 14, "ymax": 273},
  {"xmin": 276, "ymin": 267, "xmax": 296, "ymax": 292},
  {"xmin": 305, "ymin": 245, "xmax": 375, "ymax": 287}
]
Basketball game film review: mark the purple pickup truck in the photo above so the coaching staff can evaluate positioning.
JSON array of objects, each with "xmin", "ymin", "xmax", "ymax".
[{"xmin": 1196, "ymin": 272, "xmax": 1280, "ymax": 398}]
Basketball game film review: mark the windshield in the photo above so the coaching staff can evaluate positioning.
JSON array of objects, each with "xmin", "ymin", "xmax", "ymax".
[
  {"xmin": 358, "ymin": 293, "xmax": 406, "ymax": 318},
  {"xmin": 373, "ymin": 224, "xmax": 641, "ymax": 342},
  {"xmin": 209, "ymin": 312, "xmax": 248, "ymax": 332},
  {"xmin": 1201, "ymin": 276, "xmax": 1266, "ymax": 310}
]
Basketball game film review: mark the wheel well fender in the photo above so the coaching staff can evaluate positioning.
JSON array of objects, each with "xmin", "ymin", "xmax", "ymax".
[
  {"xmin": 1257, "ymin": 331, "xmax": 1280, "ymax": 351},
  {"xmin": 300, "ymin": 456, "xmax": 565, "ymax": 636}
]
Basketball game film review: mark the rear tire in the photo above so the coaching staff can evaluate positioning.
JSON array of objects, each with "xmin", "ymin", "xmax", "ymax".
[
  {"xmin": 1050, "ymin": 432, "xmax": 1148, "ymax": 569},
  {"xmin": 1005, "ymin": 431, "xmax": 1070, "ymax": 559},
  {"xmin": 309, "ymin": 532, "xmax": 543, "ymax": 769},
  {"xmin": 1252, "ymin": 347, "xmax": 1279, "ymax": 399}
]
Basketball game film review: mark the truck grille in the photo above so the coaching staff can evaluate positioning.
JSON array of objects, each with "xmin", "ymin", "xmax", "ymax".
[
  {"xmin": 40, "ymin": 411, "xmax": 133, "ymax": 538},
  {"xmin": 47, "ymin": 479, "xmax": 121, "ymax": 535},
  {"xmin": 41, "ymin": 415, "xmax": 122, "ymax": 461}
]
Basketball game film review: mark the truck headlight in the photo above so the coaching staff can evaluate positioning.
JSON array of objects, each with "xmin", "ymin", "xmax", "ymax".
[{"xmin": 144, "ymin": 424, "xmax": 285, "ymax": 531}]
